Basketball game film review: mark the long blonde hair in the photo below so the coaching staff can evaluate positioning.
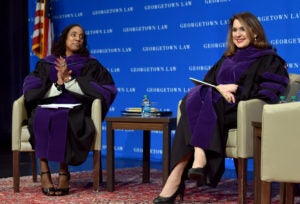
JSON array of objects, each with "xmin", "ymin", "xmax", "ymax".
[{"xmin": 224, "ymin": 12, "xmax": 272, "ymax": 57}]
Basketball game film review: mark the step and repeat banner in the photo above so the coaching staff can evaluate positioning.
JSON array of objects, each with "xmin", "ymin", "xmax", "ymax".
[{"xmin": 28, "ymin": 0, "xmax": 300, "ymax": 163}]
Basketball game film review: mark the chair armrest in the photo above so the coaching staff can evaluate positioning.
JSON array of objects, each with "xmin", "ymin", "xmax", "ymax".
[
  {"xmin": 261, "ymin": 102, "xmax": 300, "ymax": 181},
  {"xmin": 91, "ymin": 99, "xmax": 102, "ymax": 150},
  {"xmin": 12, "ymin": 95, "xmax": 27, "ymax": 151},
  {"xmin": 177, "ymin": 100, "xmax": 182, "ymax": 124},
  {"xmin": 237, "ymin": 99, "xmax": 266, "ymax": 157}
]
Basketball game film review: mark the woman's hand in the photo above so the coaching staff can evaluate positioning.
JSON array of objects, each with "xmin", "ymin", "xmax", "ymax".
[
  {"xmin": 216, "ymin": 84, "xmax": 238, "ymax": 103},
  {"xmin": 55, "ymin": 56, "xmax": 72, "ymax": 84}
]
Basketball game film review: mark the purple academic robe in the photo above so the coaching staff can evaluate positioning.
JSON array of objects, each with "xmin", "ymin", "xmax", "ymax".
[
  {"xmin": 23, "ymin": 54, "xmax": 117, "ymax": 165},
  {"xmin": 171, "ymin": 47, "xmax": 289, "ymax": 186}
]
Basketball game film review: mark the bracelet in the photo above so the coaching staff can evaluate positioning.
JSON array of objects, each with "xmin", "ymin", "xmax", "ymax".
[{"xmin": 54, "ymin": 82, "xmax": 65, "ymax": 91}]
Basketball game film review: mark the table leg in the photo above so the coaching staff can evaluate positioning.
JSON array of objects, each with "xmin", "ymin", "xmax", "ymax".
[
  {"xmin": 143, "ymin": 130, "xmax": 150, "ymax": 183},
  {"xmin": 106, "ymin": 122, "xmax": 115, "ymax": 192},
  {"xmin": 162, "ymin": 124, "xmax": 171, "ymax": 185}
]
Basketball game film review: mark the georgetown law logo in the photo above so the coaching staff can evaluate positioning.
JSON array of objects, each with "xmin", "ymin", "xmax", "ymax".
[
  {"xmin": 92, "ymin": 7, "xmax": 134, "ymax": 15},
  {"xmin": 204, "ymin": 0, "xmax": 231, "ymax": 4},
  {"xmin": 142, "ymin": 44, "xmax": 191, "ymax": 52},
  {"xmin": 86, "ymin": 28, "xmax": 113, "ymax": 35},
  {"xmin": 130, "ymin": 66, "xmax": 177, "ymax": 72},
  {"xmin": 107, "ymin": 67, "xmax": 121, "ymax": 73},
  {"xmin": 257, "ymin": 12, "xmax": 300, "ymax": 22},
  {"xmin": 117, "ymin": 87, "xmax": 136, "ymax": 93},
  {"xmin": 144, "ymin": 1, "xmax": 192, "ymax": 10},
  {"xmin": 91, "ymin": 47, "xmax": 132, "ymax": 54},
  {"xmin": 286, "ymin": 62, "xmax": 299, "ymax": 70},
  {"xmin": 133, "ymin": 147, "xmax": 163, "ymax": 155},
  {"xmin": 146, "ymin": 87, "xmax": 191, "ymax": 93},
  {"xmin": 52, "ymin": 12, "xmax": 83, "ymax": 19},
  {"xmin": 179, "ymin": 18, "xmax": 229, "ymax": 29},
  {"xmin": 123, "ymin": 24, "xmax": 168, "ymax": 33},
  {"xmin": 189, "ymin": 65, "xmax": 211, "ymax": 71},
  {"xmin": 270, "ymin": 37, "xmax": 300, "ymax": 45}
]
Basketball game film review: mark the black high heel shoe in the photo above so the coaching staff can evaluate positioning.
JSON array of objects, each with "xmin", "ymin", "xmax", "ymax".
[
  {"xmin": 40, "ymin": 171, "xmax": 56, "ymax": 196},
  {"xmin": 188, "ymin": 167, "xmax": 207, "ymax": 187},
  {"xmin": 55, "ymin": 172, "xmax": 70, "ymax": 196},
  {"xmin": 153, "ymin": 181, "xmax": 185, "ymax": 204}
]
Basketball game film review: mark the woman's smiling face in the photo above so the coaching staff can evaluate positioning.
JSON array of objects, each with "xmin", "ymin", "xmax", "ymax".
[{"xmin": 232, "ymin": 19, "xmax": 251, "ymax": 48}]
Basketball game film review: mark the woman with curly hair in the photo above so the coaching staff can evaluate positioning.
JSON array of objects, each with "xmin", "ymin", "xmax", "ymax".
[{"xmin": 23, "ymin": 24, "xmax": 117, "ymax": 196}]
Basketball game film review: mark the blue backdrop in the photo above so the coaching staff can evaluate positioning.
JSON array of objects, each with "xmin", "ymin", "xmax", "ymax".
[{"xmin": 28, "ymin": 0, "xmax": 300, "ymax": 165}]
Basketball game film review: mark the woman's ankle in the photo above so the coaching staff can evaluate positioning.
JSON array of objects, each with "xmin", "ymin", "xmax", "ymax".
[{"xmin": 192, "ymin": 147, "xmax": 207, "ymax": 168}]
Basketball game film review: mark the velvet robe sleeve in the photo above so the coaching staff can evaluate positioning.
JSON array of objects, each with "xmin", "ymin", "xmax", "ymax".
[
  {"xmin": 23, "ymin": 60, "xmax": 55, "ymax": 117},
  {"xmin": 201, "ymin": 54, "xmax": 289, "ymax": 104},
  {"xmin": 73, "ymin": 59, "xmax": 117, "ymax": 119},
  {"xmin": 236, "ymin": 54, "xmax": 289, "ymax": 103}
]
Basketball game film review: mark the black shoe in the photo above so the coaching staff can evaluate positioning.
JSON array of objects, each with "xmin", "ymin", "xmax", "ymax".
[
  {"xmin": 188, "ymin": 167, "xmax": 207, "ymax": 187},
  {"xmin": 40, "ymin": 171, "xmax": 56, "ymax": 196},
  {"xmin": 153, "ymin": 181, "xmax": 185, "ymax": 204},
  {"xmin": 55, "ymin": 172, "xmax": 70, "ymax": 196}
]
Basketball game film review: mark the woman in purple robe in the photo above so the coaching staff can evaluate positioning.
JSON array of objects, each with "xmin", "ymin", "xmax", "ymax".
[
  {"xmin": 23, "ymin": 24, "xmax": 117, "ymax": 196},
  {"xmin": 153, "ymin": 12, "xmax": 289, "ymax": 203}
]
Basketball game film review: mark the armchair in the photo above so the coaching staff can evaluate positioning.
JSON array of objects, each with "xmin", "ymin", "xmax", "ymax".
[
  {"xmin": 11, "ymin": 96, "xmax": 103, "ymax": 192},
  {"xmin": 226, "ymin": 73, "xmax": 300, "ymax": 203},
  {"xmin": 177, "ymin": 98, "xmax": 264, "ymax": 203},
  {"xmin": 261, "ymin": 102, "xmax": 300, "ymax": 203}
]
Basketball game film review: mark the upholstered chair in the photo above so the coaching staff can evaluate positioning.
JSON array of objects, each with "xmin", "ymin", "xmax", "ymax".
[
  {"xmin": 261, "ymin": 102, "xmax": 300, "ymax": 204},
  {"xmin": 11, "ymin": 96, "xmax": 102, "ymax": 192}
]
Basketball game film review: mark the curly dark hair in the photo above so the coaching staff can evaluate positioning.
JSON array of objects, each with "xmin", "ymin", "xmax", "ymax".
[
  {"xmin": 52, "ymin": 24, "xmax": 90, "ymax": 57},
  {"xmin": 224, "ymin": 12, "xmax": 272, "ymax": 57}
]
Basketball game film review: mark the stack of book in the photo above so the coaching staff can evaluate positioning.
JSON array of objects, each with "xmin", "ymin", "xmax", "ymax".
[{"xmin": 121, "ymin": 107, "xmax": 172, "ymax": 117}]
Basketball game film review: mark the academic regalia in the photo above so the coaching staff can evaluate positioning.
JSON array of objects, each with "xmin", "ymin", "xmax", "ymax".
[
  {"xmin": 23, "ymin": 54, "xmax": 117, "ymax": 165},
  {"xmin": 171, "ymin": 47, "xmax": 289, "ymax": 187}
]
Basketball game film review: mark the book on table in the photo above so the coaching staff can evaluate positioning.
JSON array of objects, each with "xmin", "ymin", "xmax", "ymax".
[
  {"xmin": 121, "ymin": 107, "xmax": 172, "ymax": 116},
  {"xmin": 189, "ymin": 77, "xmax": 230, "ymax": 102}
]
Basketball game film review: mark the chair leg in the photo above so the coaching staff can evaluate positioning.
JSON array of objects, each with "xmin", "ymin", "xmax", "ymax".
[
  {"xmin": 261, "ymin": 181, "xmax": 271, "ymax": 204},
  {"xmin": 93, "ymin": 150, "xmax": 100, "ymax": 191},
  {"xmin": 13, "ymin": 151, "xmax": 20, "ymax": 192},
  {"xmin": 237, "ymin": 158, "xmax": 247, "ymax": 204},
  {"xmin": 285, "ymin": 183, "xmax": 295, "ymax": 204},
  {"xmin": 280, "ymin": 183, "xmax": 286, "ymax": 204},
  {"xmin": 30, "ymin": 152, "xmax": 37, "ymax": 182},
  {"xmin": 99, "ymin": 150, "xmax": 102, "ymax": 184}
]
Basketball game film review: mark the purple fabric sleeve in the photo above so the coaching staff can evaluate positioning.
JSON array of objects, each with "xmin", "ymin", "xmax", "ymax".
[
  {"xmin": 23, "ymin": 75, "xmax": 42, "ymax": 95},
  {"xmin": 90, "ymin": 81, "xmax": 117, "ymax": 108}
]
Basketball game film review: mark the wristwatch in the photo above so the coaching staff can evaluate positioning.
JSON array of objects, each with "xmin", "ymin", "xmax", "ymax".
[{"xmin": 54, "ymin": 82, "xmax": 65, "ymax": 91}]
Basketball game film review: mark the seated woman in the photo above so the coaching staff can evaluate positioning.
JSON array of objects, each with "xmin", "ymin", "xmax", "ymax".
[
  {"xmin": 23, "ymin": 24, "xmax": 117, "ymax": 196},
  {"xmin": 153, "ymin": 12, "xmax": 289, "ymax": 203}
]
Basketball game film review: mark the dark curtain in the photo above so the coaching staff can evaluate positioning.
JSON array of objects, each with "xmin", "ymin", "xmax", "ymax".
[{"xmin": 0, "ymin": 0, "xmax": 29, "ymax": 145}]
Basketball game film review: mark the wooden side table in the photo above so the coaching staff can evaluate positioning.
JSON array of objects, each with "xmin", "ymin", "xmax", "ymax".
[{"xmin": 105, "ymin": 116, "xmax": 177, "ymax": 192}]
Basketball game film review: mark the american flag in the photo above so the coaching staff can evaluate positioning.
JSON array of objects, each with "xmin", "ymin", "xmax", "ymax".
[{"xmin": 32, "ymin": 0, "xmax": 54, "ymax": 58}]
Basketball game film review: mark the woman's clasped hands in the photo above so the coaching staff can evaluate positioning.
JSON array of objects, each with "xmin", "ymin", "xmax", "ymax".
[{"xmin": 55, "ymin": 56, "xmax": 72, "ymax": 84}]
